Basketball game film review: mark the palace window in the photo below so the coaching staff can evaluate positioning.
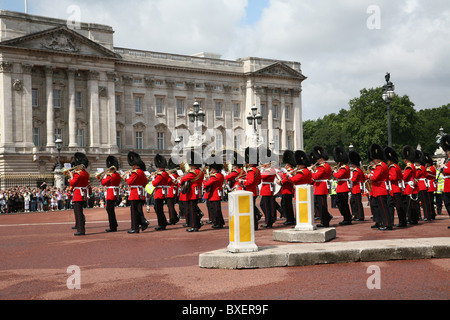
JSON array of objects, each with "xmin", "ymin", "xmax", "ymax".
[
  {"xmin": 32, "ymin": 89, "xmax": 39, "ymax": 107},
  {"xmin": 136, "ymin": 132, "xmax": 143, "ymax": 150},
  {"xmin": 157, "ymin": 132, "xmax": 164, "ymax": 150},
  {"xmin": 53, "ymin": 90, "xmax": 61, "ymax": 108}
]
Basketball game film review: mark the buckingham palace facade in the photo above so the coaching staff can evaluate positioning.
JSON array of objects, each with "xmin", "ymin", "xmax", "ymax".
[{"xmin": 0, "ymin": 10, "xmax": 306, "ymax": 175}]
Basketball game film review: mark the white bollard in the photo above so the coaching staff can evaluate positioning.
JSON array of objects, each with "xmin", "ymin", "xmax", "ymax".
[
  {"xmin": 227, "ymin": 191, "xmax": 258, "ymax": 253},
  {"xmin": 295, "ymin": 184, "xmax": 317, "ymax": 231}
]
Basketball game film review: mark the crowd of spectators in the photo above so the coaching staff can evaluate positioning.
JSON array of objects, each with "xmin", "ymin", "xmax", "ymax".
[{"xmin": 0, "ymin": 182, "xmax": 132, "ymax": 214}]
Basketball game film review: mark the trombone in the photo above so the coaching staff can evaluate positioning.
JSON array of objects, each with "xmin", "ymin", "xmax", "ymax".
[{"xmin": 62, "ymin": 164, "xmax": 84, "ymax": 176}]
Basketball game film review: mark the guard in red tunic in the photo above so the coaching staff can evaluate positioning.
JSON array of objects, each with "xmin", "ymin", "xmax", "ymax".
[
  {"xmin": 439, "ymin": 135, "xmax": 450, "ymax": 228},
  {"xmin": 100, "ymin": 155, "xmax": 122, "ymax": 232},
  {"xmin": 310, "ymin": 146, "xmax": 332, "ymax": 228},
  {"xmin": 415, "ymin": 150, "xmax": 432, "ymax": 221},
  {"xmin": 259, "ymin": 153, "xmax": 276, "ymax": 229},
  {"xmin": 333, "ymin": 147, "xmax": 352, "ymax": 225},
  {"xmin": 238, "ymin": 147, "xmax": 262, "ymax": 229},
  {"xmin": 225, "ymin": 151, "xmax": 245, "ymax": 192},
  {"xmin": 69, "ymin": 153, "xmax": 91, "ymax": 236},
  {"xmin": 204, "ymin": 162, "xmax": 225, "ymax": 229},
  {"xmin": 384, "ymin": 147, "xmax": 407, "ymax": 227},
  {"xmin": 424, "ymin": 153, "xmax": 437, "ymax": 219},
  {"xmin": 349, "ymin": 151, "xmax": 365, "ymax": 221},
  {"xmin": 166, "ymin": 158, "xmax": 180, "ymax": 225},
  {"xmin": 152, "ymin": 154, "xmax": 170, "ymax": 231},
  {"xmin": 402, "ymin": 146, "xmax": 419, "ymax": 225},
  {"xmin": 181, "ymin": 150, "xmax": 204, "ymax": 232},
  {"xmin": 278, "ymin": 150, "xmax": 297, "ymax": 226},
  {"xmin": 367, "ymin": 144, "xmax": 392, "ymax": 230},
  {"xmin": 126, "ymin": 152, "xmax": 149, "ymax": 234}
]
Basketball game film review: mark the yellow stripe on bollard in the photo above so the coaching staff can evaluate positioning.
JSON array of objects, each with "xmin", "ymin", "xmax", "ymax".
[
  {"xmin": 295, "ymin": 185, "xmax": 316, "ymax": 231},
  {"xmin": 227, "ymin": 191, "xmax": 258, "ymax": 253}
]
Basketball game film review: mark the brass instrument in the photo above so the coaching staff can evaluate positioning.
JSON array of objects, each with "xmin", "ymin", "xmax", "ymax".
[
  {"xmin": 120, "ymin": 169, "xmax": 133, "ymax": 180},
  {"xmin": 95, "ymin": 166, "xmax": 117, "ymax": 179},
  {"xmin": 363, "ymin": 164, "xmax": 374, "ymax": 193},
  {"xmin": 63, "ymin": 164, "xmax": 85, "ymax": 176}
]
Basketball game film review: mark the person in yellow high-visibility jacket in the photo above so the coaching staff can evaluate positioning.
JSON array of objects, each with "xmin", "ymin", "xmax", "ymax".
[{"xmin": 435, "ymin": 170, "xmax": 445, "ymax": 215}]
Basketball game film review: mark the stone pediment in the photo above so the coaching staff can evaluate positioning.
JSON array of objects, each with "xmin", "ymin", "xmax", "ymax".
[
  {"xmin": 0, "ymin": 26, "xmax": 120, "ymax": 59},
  {"xmin": 254, "ymin": 62, "xmax": 306, "ymax": 80}
]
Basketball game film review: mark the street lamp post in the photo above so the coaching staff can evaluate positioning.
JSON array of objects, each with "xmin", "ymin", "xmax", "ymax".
[
  {"xmin": 382, "ymin": 73, "xmax": 395, "ymax": 148},
  {"xmin": 247, "ymin": 105, "xmax": 263, "ymax": 148},
  {"xmin": 188, "ymin": 102, "xmax": 206, "ymax": 150},
  {"xmin": 54, "ymin": 138, "xmax": 64, "ymax": 189}
]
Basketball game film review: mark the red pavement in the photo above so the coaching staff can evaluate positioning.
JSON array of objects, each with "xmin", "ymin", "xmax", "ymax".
[{"xmin": 0, "ymin": 201, "xmax": 449, "ymax": 301}]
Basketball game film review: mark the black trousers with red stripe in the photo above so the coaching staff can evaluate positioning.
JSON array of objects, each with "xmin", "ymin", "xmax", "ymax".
[
  {"xmin": 73, "ymin": 201, "xmax": 85, "ymax": 233},
  {"xmin": 314, "ymin": 194, "xmax": 331, "ymax": 227},
  {"xmin": 350, "ymin": 192, "xmax": 365, "ymax": 220},
  {"xmin": 106, "ymin": 200, "xmax": 118, "ymax": 230},
  {"xmin": 166, "ymin": 198, "xmax": 178, "ymax": 224},
  {"xmin": 388, "ymin": 192, "xmax": 406, "ymax": 225},
  {"xmin": 130, "ymin": 200, "xmax": 146, "ymax": 231},
  {"xmin": 185, "ymin": 199, "xmax": 202, "ymax": 229},
  {"xmin": 154, "ymin": 198, "xmax": 168, "ymax": 227},
  {"xmin": 207, "ymin": 200, "xmax": 224, "ymax": 227},
  {"xmin": 372, "ymin": 195, "xmax": 392, "ymax": 228}
]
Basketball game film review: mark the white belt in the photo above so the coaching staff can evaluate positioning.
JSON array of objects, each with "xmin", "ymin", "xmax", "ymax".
[
  {"xmin": 73, "ymin": 187, "xmax": 89, "ymax": 199},
  {"xmin": 418, "ymin": 178, "xmax": 430, "ymax": 188},
  {"xmin": 107, "ymin": 186, "xmax": 120, "ymax": 197},
  {"xmin": 131, "ymin": 186, "xmax": 145, "ymax": 196}
]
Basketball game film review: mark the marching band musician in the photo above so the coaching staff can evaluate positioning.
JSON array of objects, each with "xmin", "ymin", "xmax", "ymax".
[
  {"xmin": 100, "ymin": 155, "xmax": 121, "ymax": 233},
  {"xmin": 259, "ymin": 148, "xmax": 276, "ymax": 229},
  {"xmin": 278, "ymin": 150, "xmax": 297, "ymax": 226},
  {"xmin": 384, "ymin": 147, "xmax": 407, "ymax": 228},
  {"xmin": 152, "ymin": 154, "xmax": 170, "ymax": 231},
  {"xmin": 69, "ymin": 152, "xmax": 91, "ymax": 236},
  {"xmin": 287, "ymin": 150, "xmax": 312, "ymax": 186},
  {"xmin": 332, "ymin": 147, "xmax": 352, "ymax": 225},
  {"xmin": 203, "ymin": 161, "xmax": 225, "ymax": 229},
  {"xmin": 439, "ymin": 135, "xmax": 450, "ymax": 226},
  {"xmin": 415, "ymin": 150, "xmax": 432, "ymax": 221},
  {"xmin": 166, "ymin": 158, "xmax": 180, "ymax": 225},
  {"xmin": 126, "ymin": 152, "xmax": 150, "ymax": 234},
  {"xmin": 310, "ymin": 146, "xmax": 333, "ymax": 228},
  {"xmin": 367, "ymin": 144, "xmax": 392, "ymax": 230},
  {"xmin": 181, "ymin": 150, "xmax": 204, "ymax": 232},
  {"xmin": 238, "ymin": 147, "xmax": 262, "ymax": 230},
  {"xmin": 402, "ymin": 146, "xmax": 419, "ymax": 225},
  {"xmin": 225, "ymin": 151, "xmax": 245, "ymax": 191},
  {"xmin": 424, "ymin": 153, "xmax": 437, "ymax": 220},
  {"xmin": 349, "ymin": 151, "xmax": 365, "ymax": 221}
]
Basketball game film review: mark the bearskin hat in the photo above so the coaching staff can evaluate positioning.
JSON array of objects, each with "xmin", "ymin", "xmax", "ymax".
[
  {"xmin": 402, "ymin": 146, "xmax": 415, "ymax": 162},
  {"xmin": 368, "ymin": 144, "xmax": 385, "ymax": 161},
  {"xmin": 282, "ymin": 150, "xmax": 297, "ymax": 167},
  {"xmin": 74, "ymin": 152, "xmax": 89, "ymax": 168},
  {"xmin": 295, "ymin": 150, "xmax": 311, "ymax": 167},
  {"xmin": 333, "ymin": 147, "xmax": 349, "ymax": 164},
  {"xmin": 423, "ymin": 152, "xmax": 433, "ymax": 165},
  {"xmin": 312, "ymin": 146, "xmax": 328, "ymax": 161},
  {"xmin": 441, "ymin": 134, "xmax": 450, "ymax": 152},
  {"xmin": 384, "ymin": 147, "xmax": 398, "ymax": 163},
  {"xmin": 349, "ymin": 151, "xmax": 362, "ymax": 166},
  {"xmin": 245, "ymin": 147, "xmax": 258, "ymax": 165},
  {"xmin": 414, "ymin": 150, "xmax": 425, "ymax": 165},
  {"xmin": 154, "ymin": 154, "xmax": 167, "ymax": 169},
  {"xmin": 106, "ymin": 155, "xmax": 119, "ymax": 170},
  {"xmin": 128, "ymin": 152, "xmax": 146, "ymax": 171},
  {"xmin": 186, "ymin": 149, "xmax": 202, "ymax": 167}
]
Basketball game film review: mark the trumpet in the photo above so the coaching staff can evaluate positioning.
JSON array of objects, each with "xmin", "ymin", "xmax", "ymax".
[
  {"xmin": 120, "ymin": 169, "xmax": 133, "ymax": 179},
  {"xmin": 63, "ymin": 164, "xmax": 84, "ymax": 176},
  {"xmin": 94, "ymin": 166, "xmax": 117, "ymax": 179}
]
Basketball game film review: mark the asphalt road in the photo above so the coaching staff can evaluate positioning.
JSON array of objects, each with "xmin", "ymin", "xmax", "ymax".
[{"xmin": 0, "ymin": 200, "xmax": 448, "ymax": 305}]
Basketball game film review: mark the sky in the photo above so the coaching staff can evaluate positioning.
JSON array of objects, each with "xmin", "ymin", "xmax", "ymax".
[{"xmin": 1, "ymin": 0, "xmax": 449, "ymax": 121}]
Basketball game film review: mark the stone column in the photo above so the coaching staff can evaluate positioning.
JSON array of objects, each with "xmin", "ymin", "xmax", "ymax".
[
  {"xmin": 88, "ymin": 70, "xmax": 100, "ymax": 149},
  {"xmin": 67, "ymin": 68, "xmax": 78, "ymax": 148},
  {"xmin": 292, "ymin": 87, "xmax": 303, "ymax": 150},
  {"xmin": 107, "ymin": 72, "xmax": 119, "ymax": 153},
  {"xmin": 280, "ymin": 90, "xmax": 287, "ymax": 152},
  {"xmin": 267, "ymin": 87, "xmax": 274, "ymax": 147},
  {"xmin": 21, "ymin": 64, "xmax": 34, "ymax": 148},
  {"xmin": 0, "ymin": 61, "xmax": 13, "ymax": 149},
  {"xmin": 45, "ymin": 66, "xmax": 55, "ymax": 148}
]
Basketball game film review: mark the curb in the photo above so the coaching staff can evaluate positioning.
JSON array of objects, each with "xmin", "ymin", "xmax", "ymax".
[{"xmin": 199, "ymin": 237, "xmax": 450, "ymax": 269}]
